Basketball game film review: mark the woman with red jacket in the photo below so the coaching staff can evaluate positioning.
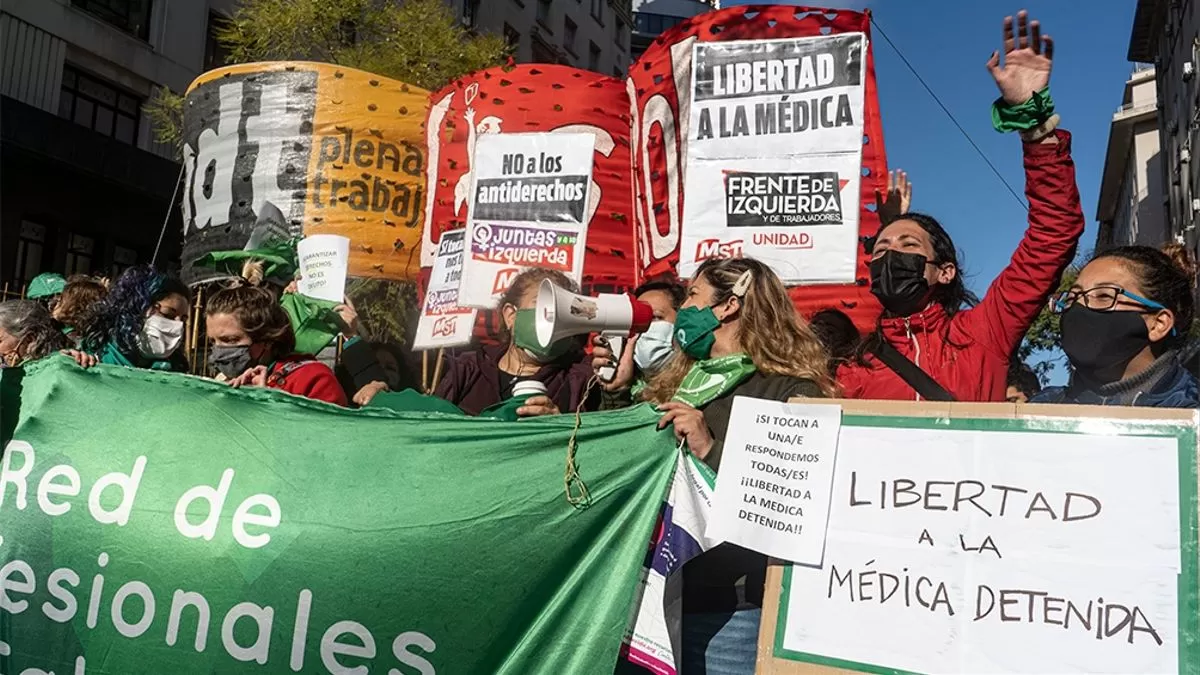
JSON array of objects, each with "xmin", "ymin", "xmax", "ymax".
[
  {"xmin": 838, "ymin": 10, "xmax": 1084, "ymax": 402},
  {"xmin": 206, "ymin": 283, "xmax": 347, "ymax": 406}
]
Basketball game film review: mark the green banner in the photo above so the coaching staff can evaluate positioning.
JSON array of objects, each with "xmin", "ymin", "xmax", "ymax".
[{"xmin": 0, "ymin": 357, "xmax": 677, "ymax": 674}]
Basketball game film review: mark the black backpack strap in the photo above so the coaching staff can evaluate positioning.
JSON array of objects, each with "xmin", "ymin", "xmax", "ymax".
[{"xmin": 869, "ymin": 340, "xmax": 957, "ymax": 402}]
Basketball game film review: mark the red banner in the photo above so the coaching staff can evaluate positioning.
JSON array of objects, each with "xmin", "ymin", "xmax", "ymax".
[
  {"xmin": 420, "ymin": 64, "xmax": 637, "ymax": 293},
  {"xmin": 628, "ymin": 6, "xmax": 886, "ymax": 332}
]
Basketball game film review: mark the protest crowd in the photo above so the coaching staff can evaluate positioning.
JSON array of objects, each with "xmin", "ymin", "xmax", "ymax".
[{"xmin": 1, "ymin": 8, "xmax": 1198, "ymax": 675}]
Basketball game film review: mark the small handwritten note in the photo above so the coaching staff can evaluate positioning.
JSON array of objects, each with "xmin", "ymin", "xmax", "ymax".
[{"xmin": 706, "ymin": 398, "xmax": 841, "ymax": 565}]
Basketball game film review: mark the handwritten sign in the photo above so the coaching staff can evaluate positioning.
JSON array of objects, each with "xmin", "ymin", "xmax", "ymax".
[
  {"xmin": 708, "ymin": 399, "xmax": 841, "ymax": 565},
  {"xmin": 297, "ymin": 234, "xmax": 349, "ymax": 303},
  {"xmin": 771, "ymin": 413, "xmax": 1198, "ymax": 674},
  {"xmin": 413, "ymin": 229, "xmax": 476, "ymax": 350},
  {"xmin": 458, "ymin": 132, "xmax": 594, "ymax": 308}
]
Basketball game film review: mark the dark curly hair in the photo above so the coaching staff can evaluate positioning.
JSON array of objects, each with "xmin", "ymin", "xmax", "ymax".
[{"xmin": 82, "ymin": 265, "xmax": 190, "ymax": 358}]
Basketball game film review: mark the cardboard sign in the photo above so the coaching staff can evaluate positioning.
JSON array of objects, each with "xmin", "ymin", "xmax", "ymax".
[
  {"xmin": 757, "ymin": 401, "xmax": 1200, "ymax": 675},
  {"xmin": 708, "ymin": 399, "xmax": 841, "ymax": 566},
  {"xmin": 680, "ymin": 34, "xmax": 866, "ymax": 284},
  {"xmin": 457, "ymin": 132, "xmax": 595, "ymax": 308},
  {"xmin": 296, "ymin": 234, "xmax": 349, "ymax": 302},
  {"xmin": 180, "ymin": 62, "xmax": 429, "ymax": 284},
  {"xmin": 412, "ymin": 229, "xmax": 476, "ymax": 350}
]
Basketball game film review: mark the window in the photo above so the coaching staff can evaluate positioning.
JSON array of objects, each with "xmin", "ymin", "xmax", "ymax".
[
  {"xmin": 504, "ymin": 23, "xmax": 521, "ymax": 50},
  {"xmin": 634, "ymin": 12, "xmax": 685, "ymax": 36},
  {"xmin": 71, "ymin": 0, "xmax": 152, "ymax": 40},
  {"xmin": 615, "ymin": 17, "xmax": 627, "ymax": 51},
  {"xmin": 59, "ymin": 66, "xmax": 142, "ymax": 144},
  {"xmin": 536, "ymin": 0, "xmax": 553, "ymax": 27},
  {"xmin": 462, "ymin": 0, "xmax": 480, "ymax": 29},
  {"xmin": 563, "ymin": 16, "xmax": 578, "ymax": 55},
  {"xmin": 589, "ymin": 41, "xmax": 601, "ymax": 71},
  {"xmin": 204, "ymin": 12, "xmax": 231, "ymax": 71},
  {"xmin": 65, "ymin": 234, "xmax": 95, "ymax": 276},
  {"xmin": 14, "ymin": 222, "xmax": 47, "ymax": 285},
  {"xmin": 590, "ymin": 0, "xmax": 603, "ymax": 23},
  {"xmin": 111, "ymin": 245, "xmax": 138, "ymax": 278}
]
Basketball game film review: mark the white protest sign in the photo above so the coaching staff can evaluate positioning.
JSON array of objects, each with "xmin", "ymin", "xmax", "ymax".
[
  {"xmin": 413, "ymin": 229, "xmax": 476, "ymax": 350},
  {"xmin": 707, "ymin": 398, "xmax": 841, "ymax": 565},
  {"xmin": 297, "ymin": 234, "xmax": 349, "ymax": 302},
  {"xmin": 458, "ymin": 132, "xmax": 595, "ymax": 309},
  {"xmin": 775, "ymin": 420, "xmax": 1189, "ymax": 674},
  {"xmin": 680, "ymin": 34, "xmax": 866, "ymax": 283}
]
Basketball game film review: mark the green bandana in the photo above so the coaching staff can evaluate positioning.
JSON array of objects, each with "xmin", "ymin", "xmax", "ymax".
[
  {"xmin": 279, "ymin": 292, "xmax": 341, "ymax": 355},
  {"xmin": 672, "ymin": 353, "xmax": 757, "ymax": 407},
  {"xmin": 991, "ymin": 86, "xmax": 1054, "ymax": 133}
]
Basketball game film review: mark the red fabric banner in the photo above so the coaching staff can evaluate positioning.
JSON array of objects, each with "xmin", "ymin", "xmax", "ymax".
[
  {"xmin": 420, "ymin": 64, "xmax": 638, "ymax": 295},
  {"xmin": 627, "ymin": 6, "xmax": 886, "ymax": 333}
]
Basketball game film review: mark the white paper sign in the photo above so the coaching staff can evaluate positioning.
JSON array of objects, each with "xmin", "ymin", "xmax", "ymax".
[
  {"xmin": 297, "ymin": 234, "xmax": 349, "ymax": 302},
  {"xmin": 779, "ymin": 424, "xmax": 1184, "ymax": 674},
  {"xmin": 458, "ymin": 132, "xmax": 595, "ymax": 309},
  {"xmin": 680, "ymin": 34, "xmax": 867, "ymax": 283},
  {"xmin": 707, "ymin": 398, "xmax": 841, "ymax": 564},
  {"xmin": 412, "ymin": 230, "xmax": 477, "ymax": 350}
]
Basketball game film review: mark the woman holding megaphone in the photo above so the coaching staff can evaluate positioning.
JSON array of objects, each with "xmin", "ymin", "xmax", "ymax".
[
  {"xmin": 594, "ymin": 257, "xmax": 834, "ymax": 673},
  {"xmin": 434, "ymin": 267, "xmax": 598, "ymax": 416}
]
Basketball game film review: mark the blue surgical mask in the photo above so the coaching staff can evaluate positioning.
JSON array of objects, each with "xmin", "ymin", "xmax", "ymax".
[{"xmin": 634, "ymin": 320, "xmax": 675, "ymax": 373}]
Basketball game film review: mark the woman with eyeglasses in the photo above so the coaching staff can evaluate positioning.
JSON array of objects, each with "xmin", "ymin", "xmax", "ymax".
[
  {"xmin": 62, "ymin": 265, "xmax": 191, "ymax": 372},
  {"xmin": 1033, "ymin": 245, "xmax": 1197, "ymax": 408}
]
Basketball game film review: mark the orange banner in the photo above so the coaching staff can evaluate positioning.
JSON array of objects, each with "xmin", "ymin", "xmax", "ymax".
[{"xmin": 180, "ymin": 62, "xmax": 430, "ymax": 283}]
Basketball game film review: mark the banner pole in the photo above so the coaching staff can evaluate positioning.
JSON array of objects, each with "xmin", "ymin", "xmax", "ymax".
[
  {"xmin": 430, "ymin": 348, "xmax": 446, "ymax": 395},
  {"xmin": 422, "ymin": 350, "xmax": 429, "ymax": 393}
]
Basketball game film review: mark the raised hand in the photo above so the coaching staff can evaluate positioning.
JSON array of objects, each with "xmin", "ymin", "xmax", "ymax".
[
  {"xmin": 875, "ymin": 169, "xmax": 912, "ymax": 224},
  {"xmin": 986, "ymin": 10, "xmax": 1053, "ymax": 105}
]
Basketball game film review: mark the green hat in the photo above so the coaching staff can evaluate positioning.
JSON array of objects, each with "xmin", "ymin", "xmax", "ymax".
[{"xmin": 27, "ymin": 273, "xmax": 66, "ymax": 299}]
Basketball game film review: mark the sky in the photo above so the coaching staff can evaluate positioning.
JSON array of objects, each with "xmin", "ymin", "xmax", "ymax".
[{"xmin": 723, "ymin": 0, "xmax": 1140, "ymax": 381}]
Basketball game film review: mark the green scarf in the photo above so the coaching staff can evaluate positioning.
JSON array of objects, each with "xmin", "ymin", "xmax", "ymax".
[
  {"xmin": 672, "ymin": 353, "xmax": 756, "ymax": 407},
  {"xmin": 991, "ymin": 86, "xmax": 1054, "ymax": 133},
  {"xmin": 279, "ymin": 292, "xmax": 342, "ymax": 355}
]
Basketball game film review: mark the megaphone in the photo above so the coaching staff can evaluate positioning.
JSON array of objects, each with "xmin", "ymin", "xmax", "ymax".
[{"xmin": 535, "ymin": 279, "xmax": 654, "ymax": 382}]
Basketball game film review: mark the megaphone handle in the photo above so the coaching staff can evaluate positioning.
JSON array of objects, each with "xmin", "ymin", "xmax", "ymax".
[{"xmin": 598, "ymin": 335, "xmax": 625, "ymax": 383}]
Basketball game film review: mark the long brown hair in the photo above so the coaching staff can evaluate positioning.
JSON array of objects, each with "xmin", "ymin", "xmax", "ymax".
[
  {"xmin": 52, "ymin": 275, "xmax": 108, "ymax": 330},
  {"xmin": 205, "ymin": 260, "xmax": 296, "ymax": 357},
  {"xmin": 641, "ymin": 257, "xmax": 836, "ymax": 404}
]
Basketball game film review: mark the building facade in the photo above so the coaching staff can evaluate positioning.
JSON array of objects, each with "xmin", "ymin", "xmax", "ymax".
[
  {"xmin": 458, "ymin": 0, "xmax": 634, "ymax": 78},
  {"xmin": 1, "ymin": 0, "xmax": 236, "ymax": 287},
  {"xmin": 631, "ymin": 0, "xmax": 715, "ymax": 61},
  {"xmin": 1129, "ymin": 0, "xmax": 1200, "ymax": 263},
  {"xmin": 1095, "ymin": 67, "xmax": 1167, "ymax": 251}
]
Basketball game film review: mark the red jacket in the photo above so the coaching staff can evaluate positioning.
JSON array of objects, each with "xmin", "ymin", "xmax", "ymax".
[
  {"xmin": 268, "ymin": 355, "xmax": 348, "ymax": 406},
  {"xmin": 837, "ymin": 130, "xmax": 1084, "ymax": 402}
]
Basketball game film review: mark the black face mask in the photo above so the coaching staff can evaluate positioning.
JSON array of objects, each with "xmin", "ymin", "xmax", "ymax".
[
  {"xmin": 870, "ymin": 250, "xmax": 932, "ymax": 317},
  {"xmin": 1060, "ymin": 304, "xmax": 1150, "ymax": 375}
]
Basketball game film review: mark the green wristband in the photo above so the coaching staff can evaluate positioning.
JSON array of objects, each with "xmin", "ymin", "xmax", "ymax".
[{"xmin": 991, "ymin": 87, "xmax": 1054, "ymax": 133}]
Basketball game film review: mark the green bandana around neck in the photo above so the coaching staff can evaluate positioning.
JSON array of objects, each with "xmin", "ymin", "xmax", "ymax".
[{"xmin": 672, "ymin": 353, "xmax": 757, "ymax": 407}]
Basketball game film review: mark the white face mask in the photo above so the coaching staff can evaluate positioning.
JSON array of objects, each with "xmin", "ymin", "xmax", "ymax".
[
  {"xmin": 137, "ymin": 313, "xmax": 184, "ymax": 360},
  {"xmin": 634, "ymin": 320, "xmax": 675, "ymax": 374}
]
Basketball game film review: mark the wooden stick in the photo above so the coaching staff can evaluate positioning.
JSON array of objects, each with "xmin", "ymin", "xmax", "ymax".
[
  {"xmin": 422, "ymin": 350, "xmax": 430, "ymax": 393},
  {"xmin": 430, "ymin": 348, "xmax": 446, "ymax": 395}
]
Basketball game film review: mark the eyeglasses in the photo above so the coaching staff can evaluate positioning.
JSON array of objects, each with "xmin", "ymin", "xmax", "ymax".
[{"xmin": 1049, "ymin": 285, "xmax": 1166, "ymax": 314}]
